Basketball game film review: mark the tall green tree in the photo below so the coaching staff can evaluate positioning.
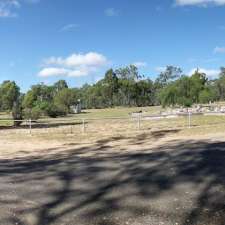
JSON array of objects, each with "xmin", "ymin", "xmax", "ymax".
[
  {"xmin": 215, "ymin": 67, "xmax": 225, "ymax": 100},
  {"xmin": 0, "ymin": 81, "xmax": 20, "ymax": 110},
  {"xmin": 190, "ymin": 69, "xmax": 207, "ymax": 103},
  {"xmin": 115, "ymin": 65, "xmax": 141, "ymax": 80},
  {"xmin": 102, "ymin": 69, "xmax": 119, "ymax": 107},
  {"xmin": 54, "ymin": 88, "xmax": 76, "ymax": 114},
  {"xmin": 155, "ymin": 66, "xmax": 182, "ymax": 88},
  {"xmin": 0, "ymin": 81, "xmax": 22, "ymax": 125},
  {"xmin": 53, "ymin": 80, "xmax": 68, "ymax": 93}
]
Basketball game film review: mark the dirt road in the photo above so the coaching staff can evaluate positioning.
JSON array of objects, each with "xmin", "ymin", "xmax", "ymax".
[{"xmin": 0, "ymin": 131, "xmax": 225, "ymax": 225}]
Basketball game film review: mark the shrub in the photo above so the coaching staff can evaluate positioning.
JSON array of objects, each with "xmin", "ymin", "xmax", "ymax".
[
  {"xmin": 45, "ymin": 103, "xmax": 66, "ymax": 118},
  {"xmin": 23, "ymin": 106, "xmax": 42, "ymax": 120}
]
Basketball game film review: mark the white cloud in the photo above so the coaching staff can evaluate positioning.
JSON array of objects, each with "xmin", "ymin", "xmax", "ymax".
[
  {"xmin": 188, "ymin": 68, "xmax": 220, "ymax": 78},
  {"xmin": 133, "ymin": 61, "xmax": 147, "ymax": 68},
  {"xmin": 60, "ymin": 24, "xmax": 79, "ymax": 32},
  {"xmin": 38, "ymin": 68, "xmax": 69, "ymax": 77},
  {"xmin": 38, "ymin": 67, "xmax": 90, "ymax": 78},
  {"xmin": 155, "ymin": 66, "xmax": 167, "ymax": 72},
  {"xmin": 0, "ymin": 0, "xmax": 20, "ymax": 17},
  {"xmin": 38, "ymin": 52, "xmax": 108, "ymax": 78},
  {"xmin": 214, "ymin": 46, "xmax": 225, "ymax": 53},
  {"xmin": 175, "ymin": 0, "xmax": 225, "ymax": 6},
  {"xmin": 0, "ymin": 0, "xmax": 38, "ymax": 18},
  {"xmin": 104, "ymin": 8, "xmax": 119, "ymax": 17},
  {"xmin": 44, "ymin": 52, "xmax": 108, "ymax": 68}
]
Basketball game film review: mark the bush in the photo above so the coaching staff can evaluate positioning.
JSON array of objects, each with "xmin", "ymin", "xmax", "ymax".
[
  {"xmin": 45, "ymin": 103, "xmax": 66, "ymax": 118},
  {"xmin": 23, "ymin": 106, "xmax": 41, "ymax": 120},
  {"xmin": 177, "ymin": 97, "xmax": 193, "ymax": 107},
  {"xmin": 199, "ymin": 89, "xmax": 214, "ymax": 104}
]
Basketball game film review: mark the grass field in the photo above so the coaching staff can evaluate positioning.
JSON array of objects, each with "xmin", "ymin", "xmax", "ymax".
[
  {"xmin": 74, "ymin": 106, "xmax": 162, "ymax": 119},
  {"xmin": 1, "ymin": 106, "xmax": 225, "ymax": 139},
  {"xmin": 0, "ymin": 106, "xmax": 161, "ymax": 120}
]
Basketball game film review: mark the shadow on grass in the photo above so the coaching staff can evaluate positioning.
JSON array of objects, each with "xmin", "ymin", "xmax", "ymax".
[
  {"xmin": 0, "ymin": 135, "xmax": 225, "ymax": 224},
  {"xmin": 0, "ymin": 121, "xmax": 83, "ymax": 130},
  {"xmin": 96, "ymin": 129, "xmax": 181, "ymax": 146}
]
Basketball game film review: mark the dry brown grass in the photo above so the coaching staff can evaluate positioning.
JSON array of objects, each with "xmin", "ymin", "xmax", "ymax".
[{"xmin": 1, "ymin": 113, "xmax": 225, "ymax": 160}]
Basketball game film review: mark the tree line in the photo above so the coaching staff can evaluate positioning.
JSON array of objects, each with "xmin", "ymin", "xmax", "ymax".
[{"xmin": 1, "ymin": 65, "xmax": 225, "ymax": 125}]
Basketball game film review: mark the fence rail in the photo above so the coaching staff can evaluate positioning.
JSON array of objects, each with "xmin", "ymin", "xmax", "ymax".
[{"xmin": 1, "ymin": 113, "xmax": 225, "ymax": 135}]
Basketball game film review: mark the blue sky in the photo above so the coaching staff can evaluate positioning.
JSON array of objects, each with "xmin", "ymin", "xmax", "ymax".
[{"xmin": 1, "ymin": 0, "xmax": 225, "ymax": 91}]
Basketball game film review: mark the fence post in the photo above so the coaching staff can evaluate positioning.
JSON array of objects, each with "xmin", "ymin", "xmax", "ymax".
[
  {"xmin": 29, "ymin": 118, "xmax": 32, "ymax": 134},
  {"xmin": 82, "ymin": 119, "xmax": 85, "ymax": 133}
]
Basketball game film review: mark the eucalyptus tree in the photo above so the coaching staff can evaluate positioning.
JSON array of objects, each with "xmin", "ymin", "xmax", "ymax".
[{"xmin": 0, "ymin": 80, "xmax": 22, "ymax": 125}]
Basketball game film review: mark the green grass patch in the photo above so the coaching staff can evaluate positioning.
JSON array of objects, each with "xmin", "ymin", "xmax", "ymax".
[
  {"xmin": 70, "ymin": 106, "xmax": 162, "ymax": 119},
  {"xmin": 0, "ymin": 120, "xmax": 13, "ymax": 127}
]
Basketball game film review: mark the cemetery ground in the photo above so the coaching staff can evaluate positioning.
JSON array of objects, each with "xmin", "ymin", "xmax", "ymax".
[{"xmin": 1, "ymin": 107, "xmax": 225, "ymax": 224}]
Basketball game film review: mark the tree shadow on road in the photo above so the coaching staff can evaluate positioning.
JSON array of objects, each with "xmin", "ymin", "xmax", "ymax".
[{"xmin": 0, "ymin": 135, "xmax": 225, "ymax": 225}]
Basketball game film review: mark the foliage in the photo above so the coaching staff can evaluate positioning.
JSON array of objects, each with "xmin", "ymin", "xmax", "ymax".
[
  {"xmin": 23, "ymin": 106, "xmax": 42, "ymax": 120},
  {"xmin": 158, "ymin": 69, "xmax": 217, "ymax": 107},
  {"xmin": 0, "ymin": 81, "xmax": 20, "ymax": 111},
  {"xmin": 1, "ymin": 65, "xmax": 225, "ymax": 126},
  {"xmin": 199, "ymin": 89, "xmax": 214, "ymax": 104},
  {"xmin": 22, "ymin": 81, "xmax": 77, "ymax": 118},
  {"xmin": 155, "ymin": 66, "xmax": 182, "ymax": 88},
  {"xmin": 0, "ymin": 81, "xmax": 22, "ymax": 125}
]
